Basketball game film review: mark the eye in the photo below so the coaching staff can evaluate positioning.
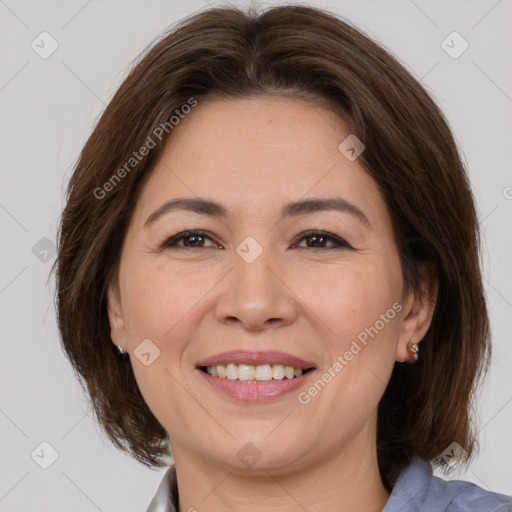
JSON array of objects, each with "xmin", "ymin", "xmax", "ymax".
[
  {"xmin": 291, "ymin": 230, "xmax": 351, "ymax": 249},
  {"xmin": 159, "ymin": 229, "xmax": 351, "ymax": 251},
  {"xmin": 160, "ymin": 230, "xmax": 221, "ymax": 249}
]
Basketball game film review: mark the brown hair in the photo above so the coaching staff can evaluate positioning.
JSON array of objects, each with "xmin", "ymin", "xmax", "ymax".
[{"xmin": 51, "ymin": 4, "xmax": 491, "ymax": 486}]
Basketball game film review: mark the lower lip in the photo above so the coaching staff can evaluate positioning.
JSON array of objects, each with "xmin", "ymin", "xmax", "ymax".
[{"xmin": 197, "ymin": 369, "xmax": 315, "ymax": 402}]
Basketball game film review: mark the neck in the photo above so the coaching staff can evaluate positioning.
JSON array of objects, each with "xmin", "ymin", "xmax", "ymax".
[{"xmin": 172, "ymin": 418, "xmax": 391, "ymax": 512}]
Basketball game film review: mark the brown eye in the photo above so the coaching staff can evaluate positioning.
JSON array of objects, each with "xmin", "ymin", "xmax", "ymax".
[
  {"xmin": 162, "ymin": 230, "xmax": 219, "ymax": 249},
  {"xmin": 292, "ymin": 230, "xmax": 350, "ymax": 249},
  {"xmin": 160, "ymin": 229, "xmax": 350, "ymax": 251}
]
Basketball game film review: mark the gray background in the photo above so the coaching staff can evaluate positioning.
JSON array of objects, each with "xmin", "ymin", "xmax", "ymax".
[{"xmin": 1, "ymin": 0, "xmax": 511, "ymax": 510}]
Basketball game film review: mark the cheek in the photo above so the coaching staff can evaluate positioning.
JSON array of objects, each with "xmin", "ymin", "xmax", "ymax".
[
  {"xmin": 294, "ymin": 264, "xmax": 400, "ymax": 422},
  {"xmin": 122, "ymin": 261, "xmax": 212, "ymax": 340},
  {"xmin": 130, "ymin": 360, "xmax": 197, "ymax": 445},
  {"xmin": 294, "ymin": 259, "xmax": 400, "ymax": 347},
  {"xmin": 124, "ymin": 268, "xmax": 195, "ymax": 429}
]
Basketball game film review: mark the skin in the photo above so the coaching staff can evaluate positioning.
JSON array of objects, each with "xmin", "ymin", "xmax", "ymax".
[{"xmin": 107, "ymin": 96, "xmax": 438, "ymax": 512}]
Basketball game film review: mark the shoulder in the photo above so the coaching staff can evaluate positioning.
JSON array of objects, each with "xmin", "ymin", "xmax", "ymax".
[
  {"xmin": 428, "ymin": 474, "xmax": 512, "ymax": 511},
  {"xmin": 383, "ymin": 457, "xmax": 512, "ymax": 512}
]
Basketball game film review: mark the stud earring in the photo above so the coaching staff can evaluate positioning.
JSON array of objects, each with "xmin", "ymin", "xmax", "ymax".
[{"xmin": 408, "ymin": 340, "xmax": 419, "ymax": 362}]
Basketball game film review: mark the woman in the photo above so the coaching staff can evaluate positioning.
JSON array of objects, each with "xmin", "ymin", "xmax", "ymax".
[{"xmin": 52, "ymin": 4, "xmax": 512, "ymax": 511}]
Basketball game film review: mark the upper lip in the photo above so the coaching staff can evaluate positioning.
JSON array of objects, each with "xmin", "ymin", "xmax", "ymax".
[{"xmin": 196, "ymin": 350, "xmax": 315, "ymax": 369}]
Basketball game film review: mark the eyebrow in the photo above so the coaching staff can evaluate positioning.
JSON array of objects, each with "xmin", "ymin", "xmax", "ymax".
[{"xmin": 144, "ymin": 197, "xmax": 371, "ymax": 228}]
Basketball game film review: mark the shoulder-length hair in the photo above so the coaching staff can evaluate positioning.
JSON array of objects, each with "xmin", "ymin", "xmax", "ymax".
[{"xmin": 51, "ymin": 4, "xmax": 491, "ymax": 486}]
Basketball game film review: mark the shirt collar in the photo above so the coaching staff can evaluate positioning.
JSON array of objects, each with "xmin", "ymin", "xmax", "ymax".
[{"xmin": 381, "ymin": 457, "xmax": 433, "ymax": 511}]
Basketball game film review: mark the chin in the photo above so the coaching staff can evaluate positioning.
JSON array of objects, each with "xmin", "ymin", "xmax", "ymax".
[{"xmin": 207, "ymin": 436, "xmax": 312, "ymax": 474}]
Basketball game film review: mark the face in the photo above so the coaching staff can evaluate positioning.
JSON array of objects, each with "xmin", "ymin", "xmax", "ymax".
[{"xmin": 107, "ymin": 96, "xmax": 435, "ymax": 474}]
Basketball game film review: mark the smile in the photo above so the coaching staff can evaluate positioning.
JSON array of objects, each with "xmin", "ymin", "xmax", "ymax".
[
  {"xmin": 200, "ymin": 363, "xmax": 314, "ymax": 382},
  {"xmin": 195, "ymin": 350, "xmax": 317, "ymax": 402}
]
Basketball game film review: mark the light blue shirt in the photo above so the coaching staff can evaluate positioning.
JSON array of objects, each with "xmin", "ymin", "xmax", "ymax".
[{"xmin": 146, "ymin": 457, "xmax": 512, "ymax": 511}]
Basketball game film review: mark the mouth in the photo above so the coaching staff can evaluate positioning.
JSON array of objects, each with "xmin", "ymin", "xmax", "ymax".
[
  {"xmin": 195, "ymin": 350, "xmax": 316, "ymax": 402},
  {"xmin": 195, "ymin": 349, "xmax": 316, "ymax": 379}
]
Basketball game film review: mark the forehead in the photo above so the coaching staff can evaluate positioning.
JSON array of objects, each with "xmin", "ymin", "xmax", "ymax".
[{"xmin": 132, "ymin": 96, "xmax": 388, "ymax": 230}]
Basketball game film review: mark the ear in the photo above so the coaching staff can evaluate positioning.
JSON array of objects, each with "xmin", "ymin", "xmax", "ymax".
[
  {"xmin": 396, "ymin": 262, "xmax": 438, "ymax": 362},
  {"xmin": 106, "ymin": 279, "xmax": 129, "ymax": 350}
]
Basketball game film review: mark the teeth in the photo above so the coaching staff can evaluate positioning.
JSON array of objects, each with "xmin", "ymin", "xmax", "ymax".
[
  {"xmin": 226, "ymin": 363, "xmax": 238, "ymax": 380},
  {"xmin": 272, "ymin": 364, "xmax": 285, "ymax": 380},
  {"xmin": 255, "ymin": 364, "xmax": 273, "ymax": 381},
  {"xmin": 203, "ymin": 363, "xmax": 308, "ymax": 381},
  {"xmin": 238, "ymin": 364, "xmax": 255, "ymax": 381}
]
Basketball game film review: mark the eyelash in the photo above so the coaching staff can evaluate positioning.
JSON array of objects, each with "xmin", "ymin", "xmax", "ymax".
[{"xmin": 160, "ymin": 229, "xmax": 351, "ymax": 250}]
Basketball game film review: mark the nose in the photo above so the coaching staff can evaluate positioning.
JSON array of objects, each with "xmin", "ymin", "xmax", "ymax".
[{"xmin": 214, "ymin": 246, "xmax": 299, "ymax": 332}]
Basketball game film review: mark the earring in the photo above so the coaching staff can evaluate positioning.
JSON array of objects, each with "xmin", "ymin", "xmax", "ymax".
[
  {"xmin": 117, "ymin": 344, "xmax": 128, "ymax": 358},
  {"xmin": 408, "ymin": 340, "xmax": 419, "ymax": 362}
]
